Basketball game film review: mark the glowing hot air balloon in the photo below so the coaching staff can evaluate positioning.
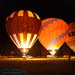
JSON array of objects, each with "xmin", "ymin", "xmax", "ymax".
[
  {"xmin": 66, "ymin": 22, "xmax": 75, "ymax": 52},
  {"xmin": 6, "ymin": 10, "xmax": 41, "ymax": 57},
  {"xmin": 38, "ymin": 18, "xmax": 68, "ymax": 57}
]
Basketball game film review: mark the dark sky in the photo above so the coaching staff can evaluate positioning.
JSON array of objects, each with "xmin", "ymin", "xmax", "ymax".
[
  {"xmin": 0, "ymin": 0, "xmax": 75, "ymax": 55},
  {"xmin": 0, "ymin": 0, "xmax": 74, "ymax": 25},
  {"xmin": 0, "ymin": 0, "xmax": 75, "ymax": 22}
]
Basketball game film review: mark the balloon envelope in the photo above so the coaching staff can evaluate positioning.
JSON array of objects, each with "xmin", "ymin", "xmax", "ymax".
[
  {"xmin": 6, "ymin": 10, "xmax": 41, "ymax": 55},
  {"xmin": 66, "ymin": 22, "xmax": 75, "ymax": 52},
  {"xmin": 38, "ymin": 18, "xmax": 68, "ymax": 51}
]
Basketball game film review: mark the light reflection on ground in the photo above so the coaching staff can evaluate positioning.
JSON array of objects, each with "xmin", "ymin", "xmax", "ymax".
[
  {"xmin": 0, "ymin": 57, "xmax": 75, "ymax": 74},
  {"xmin": 0, "ymin": 57, "xmax": 73, "ymax": 61}
]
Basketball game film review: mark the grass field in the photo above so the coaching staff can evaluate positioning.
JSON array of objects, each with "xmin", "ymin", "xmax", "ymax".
[{"xmin": 0, "ymin": 58, "xmax": 75, "ymax": 75}]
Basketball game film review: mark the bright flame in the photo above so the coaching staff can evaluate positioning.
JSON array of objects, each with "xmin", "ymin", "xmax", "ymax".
[
  {"xmin": 48, "ymin": 45, "xmax": 58, "ymax": 50},
  {"xmin": 50, "ymin": 49, "xmax": 56, "ymax": 56},
  {"xmin": 22, "ymin": 48, "xmax": 28, "ymax": 54},
  {"xmin": 49, "ymin": 47, "xmax": 58, "ymax": 56},
  {"xmin": 51, "ymin": 47, "xmax": 58, "ymax": 50}
]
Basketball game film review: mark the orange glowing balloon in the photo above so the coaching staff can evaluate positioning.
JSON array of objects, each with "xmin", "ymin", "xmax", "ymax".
[
  {"xmin": 66, "ymin": 22, "xmax": 75, "ymax": 52},
  {"xmin": 38, "ymin": 18, "xmax": 68, "ymax": 51},
  {"xmin": 6, "ymin": 10, "xmax": 41, "ymax": 56}
]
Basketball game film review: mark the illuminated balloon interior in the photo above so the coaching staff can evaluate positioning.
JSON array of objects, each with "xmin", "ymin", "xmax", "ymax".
[
  {"xmin": 49, "ymin": 50, "xmax": 56, "ymax": 56},
  {"xmin": 10, "ymin": 33, "xmax": 37, "ymax": 56},
  {"xmin": 6, "ymin": 10, "xmax": 41, "ymax": 57},
  {"xmin": 38, "ymin": 18, "xmax": 68, "ymax": 57},
  {"xmin": 48, "ymin": 47, "xmax": 58, "ymax": 56}
]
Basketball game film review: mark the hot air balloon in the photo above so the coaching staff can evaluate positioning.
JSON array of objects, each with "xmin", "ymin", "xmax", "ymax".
[
  {"xmin": 38, "ymin": 18, "xmax": 68, "ymax": 57},
  {"xmin": 66, "ymin": 22, "xmax": 75, "ymax": 52},
  {"xmin": 6, "ymin": 10, "xmax": 41, "ymax": 57}
]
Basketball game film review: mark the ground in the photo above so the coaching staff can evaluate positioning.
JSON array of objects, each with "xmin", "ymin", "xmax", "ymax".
[{"xmin": 0, "ymin": 58, "xmax": 75, "ymax": 75}]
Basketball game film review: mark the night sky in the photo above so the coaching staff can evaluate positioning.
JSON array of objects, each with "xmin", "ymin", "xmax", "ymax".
[{"xmin": 0, "ymin": 0, "xmax": 75, "ymax": 56}]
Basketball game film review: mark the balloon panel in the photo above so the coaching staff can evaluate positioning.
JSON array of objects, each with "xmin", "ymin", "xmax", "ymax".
[{"xmin": 10, "ymin": 33, "xmax": 37, "ymax": 48}]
